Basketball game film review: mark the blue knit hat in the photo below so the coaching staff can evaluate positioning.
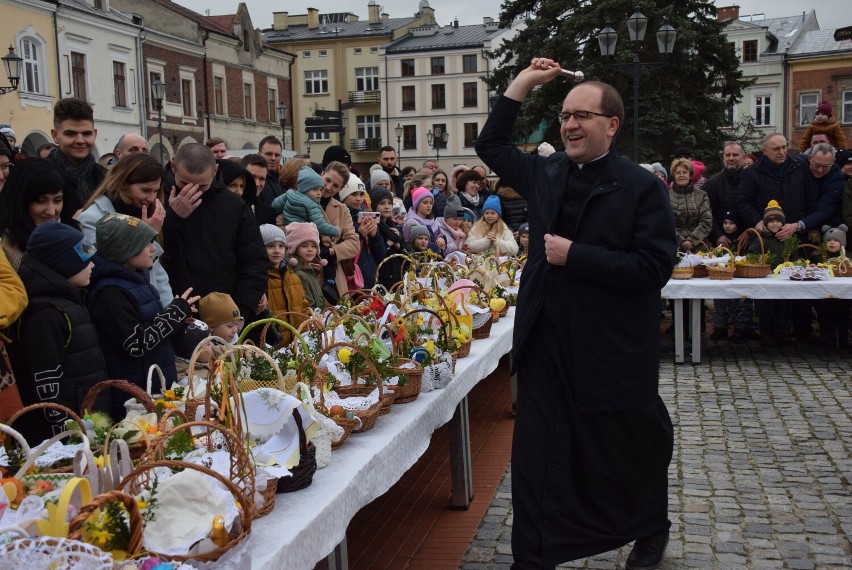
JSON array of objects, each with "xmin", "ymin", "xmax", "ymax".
[
  {"xmin": 27, "ymin": 222, "xmax": 95, "ymax": 278},
  {"xmin": 297, "ymin": 166, "xmax": 325, "ymax": 194},
  {"xmin": 482, "ymin": 194, "xmax": 502, "ymax": 217}
]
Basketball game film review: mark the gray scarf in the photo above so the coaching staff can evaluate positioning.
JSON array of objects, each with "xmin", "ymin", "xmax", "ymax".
[{"xmin": 48, "ymin": 147, "xmax": 97, "ymax": 205}]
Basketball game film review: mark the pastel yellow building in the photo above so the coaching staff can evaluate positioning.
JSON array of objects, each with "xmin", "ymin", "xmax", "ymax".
[{"xmin": 0, "ymin": 0, "xmax": 59, "ymax": 155}]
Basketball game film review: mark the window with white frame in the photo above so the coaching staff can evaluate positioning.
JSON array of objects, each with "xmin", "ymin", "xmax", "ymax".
[
  {"xmin": 243, "ymin": 83, "xmax": 254, "ymax": 119},
  {"xmin": 799, "ymin": 92, "xmax": 819, "ymax": 126},
  {"xmin": 19, "ymin": 37, "xmax": 47, "ymax": 94},
  {"xmin": 179, "ymin": 67, "xmax": 197, "ymax": 119},
  {"xmin": 113, "ymin": 61, "xmax": 127, "ymax": 107},
  {"xmin": 214, "ymin": 76, "xmax": 225, "ymax": 115},
  {"xmin": 754, "ymin": 94, "xmax": 772, "ymax": 127},
  {"xmin": 842, "ymin": 90, "xmax": 852, "ymax": 125},
  {"xmin": 71, "ymin": 52, "xmax": 87, "ymax": 100},
  {"xmin": 308, "ymin": 131, "xmax": 330, "ymax": 141},
  {"xmin": 305, "ymin": 70, "xmax": 328, "ymax": 94},
  {"xmin": 319, "ymin": 50, "xmax": 327, "ymax": 57},
  {"xmin": 355, "ymin": 67, "xmax": 379, "ymax": 91},
  {"xmin": 356, "ymin": 115, "xmax": 380, "ymax": 139}
]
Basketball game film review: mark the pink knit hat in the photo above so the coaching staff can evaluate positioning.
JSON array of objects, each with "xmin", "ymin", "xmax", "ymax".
[
  {"xmin": 285, "ymin": 222, "xmax": 320, "ymax": 254},
  {"xmin": 690, "ymin": 160, "xmax": 705, "ymax": 185},
  {"xmin": 411, "ymin": 186, "xmax": 432, "ymax": 212}
]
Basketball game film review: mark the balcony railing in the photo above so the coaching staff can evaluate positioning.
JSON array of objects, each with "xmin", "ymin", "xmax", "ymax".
[
  {"xmin": 348, "ymin": 90, "xmax": 381, "ymax": 104},
  {"xmin": 350, "ymin": 138, "xmax": 382, "ymax": 152}
]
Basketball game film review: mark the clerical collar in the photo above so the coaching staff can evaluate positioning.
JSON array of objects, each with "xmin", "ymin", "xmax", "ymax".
[{"xmin": 575, "ymin": 151, "xmax": 610, "ymax": 170}]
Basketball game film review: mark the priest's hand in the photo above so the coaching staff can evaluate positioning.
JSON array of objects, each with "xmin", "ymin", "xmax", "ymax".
[{"xmin": 544, "ymin": 233, "xmax": 571, "ymax": 266}]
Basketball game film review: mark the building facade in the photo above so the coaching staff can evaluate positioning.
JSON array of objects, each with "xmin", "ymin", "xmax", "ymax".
[
  {"xmin": 718, "ymin": 7, "xmax": 819, "ymax": 142},
  {"xmin": 382, "ymin": 17, "xmax": 518, "ymax": 173},
  {"xmin": 263, "ymin": 1, "xmax": 436, "ymax": 169},
  {"xmin": 786, "ymin": 29, "xmax": 852, "ymax": 150}
]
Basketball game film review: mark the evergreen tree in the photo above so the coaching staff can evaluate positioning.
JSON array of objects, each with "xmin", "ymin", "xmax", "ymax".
[{"xmin": 487, "ymin": 0, "xmax": 752, "ymax": 169}]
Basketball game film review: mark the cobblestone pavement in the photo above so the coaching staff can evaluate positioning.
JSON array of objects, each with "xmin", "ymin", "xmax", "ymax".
[{"xmin": 461, "ymin": 341, "xmax": 852, "ymax": 569}]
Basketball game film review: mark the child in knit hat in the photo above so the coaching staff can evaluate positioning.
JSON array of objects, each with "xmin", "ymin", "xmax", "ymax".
[
  {"xmin": 339, "ymin": 174, "xmax": 385, "ymax": 289},
  {"xmin": 199, "ymin": 292, "xmax": 244, "ymax": 344},
  {"xmin": 798, "ymin": 101, "xmax": 847, "ymax": 152},
  {"xmin": 271, "ymin": 166, "xmax": 341, "ymax": 241},
  {"xmin": 370, "ymin": 185, "xmax": 405, "ymax": 289},
  {"xmin": 433, "ymin": 194, "xmax": 467, "ymax": 256},
  {"xmin": 516, "ymin": 222, "xmax": 529, "ymax": 256},
  {"xmin": 406, "ymin": 223, "xmax": 441, "ymax": 263},
  {"xmin": 285, "ymin": 222, "xmax": 327, "ymax": 309},
  {"xmin": 260, "ymin": 223, "xmax": 310, "ymax": 343},
  {"xmin": 402, "ymin": 186, "xmax": 437, "ymax": 244},
  {"xmin": 711, "ymin": 212, "xmax": 755, "ymax": 343},
  {"xmin": 466, "ymin": 194, "xmax": 519, "ymax": 256},
  {"xmin": 816, "ymin": 224, "xmax": 851, "ymax": 348},
  {"xmin": 88, "ymin": 213, "xmax": 198, "ymax": 399},
  {"xmin": 752, "ymin": 200, "xmax": 792, "ymax": 347},
  {"xmin": 7, "ymin": 222, "xmax": 107, "ymax": 441}
]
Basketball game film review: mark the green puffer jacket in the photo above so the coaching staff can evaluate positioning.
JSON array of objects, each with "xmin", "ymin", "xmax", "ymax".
[
  {"xmin": 272, "ymin": 189, "xmax": 340, "ymax": 238},
  {"xmin": 669, "ymin": 184, "xmax": 712, "ymax": 248}
]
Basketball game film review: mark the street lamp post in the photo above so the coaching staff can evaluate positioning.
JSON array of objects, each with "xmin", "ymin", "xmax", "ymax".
[
  {"xmin": 395, "ymin": 122, "xmax": 403, "ymax": 170},
  {"xmin": 1, "ymin": 45, "xmax": 23, "ymax": 95},
  {"xmin": 426, "ymin": 126, "xmax": 449, "ymax": 164},
  {"xmin": 276, "ymin": 102, "xmax": 287, "ymax": 148},
  {"xmin": 304, "ymin": 137, "xmax": 311, "ymax": 158},
  {"xmin": 151, "ymin": 77, "xmax": 165, "ymax": 165},
  {"xmin": 598, "ymin": 7, "xmax": 677, "ymax": 162}
]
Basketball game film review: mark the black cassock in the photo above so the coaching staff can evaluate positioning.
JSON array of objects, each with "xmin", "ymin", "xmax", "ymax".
[{"xmin": 511, "ymin": 159, "xmax": 674, "ymax": 568}]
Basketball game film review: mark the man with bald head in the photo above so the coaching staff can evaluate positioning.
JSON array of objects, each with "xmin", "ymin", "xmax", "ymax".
[
  {"xmin": 114, "ymin": 133, "xmax": 149, "ymax": 159},
  {"xmin": 476, "ymin": 58, "xmax": 676, "ymax": 570},
  {"xmin": 161, "ymin": 143, "xmax": 266, "ymax": 323}
]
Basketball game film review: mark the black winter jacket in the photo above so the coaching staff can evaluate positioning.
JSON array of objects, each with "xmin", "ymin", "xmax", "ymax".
[
  {"xmin": 704, "ymin": 167, "xmax": 742, "ymax": 242},
  {"xmin": 88, "ymin": 256, "xmax": 189, "ymax": 389},
  {"xmin": 476, "ymin": 95, "xmax": 677, "ymax": 413},
  {"xmin": 736, "ymin": 155, "xmax": 819, "ymax": 235},
  {"xmin": 497, "ymin": 185, "xmax": 528, "ymax": 232},
  {"xmin": 9, "ymin": 255, "xmax": 107, "ymax": 441},
  {"xmin": 161, "ymin": 180, "xmax": 267, "ymax": 320}
]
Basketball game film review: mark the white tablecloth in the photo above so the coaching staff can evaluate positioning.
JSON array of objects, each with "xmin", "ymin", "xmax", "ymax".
[
  {"xmin": 249, "ymin": 309, "xmax": 515, "ymax": 570},
  {"xmin": 662, "ymin": 275, "xmax": 852, "ymax": 300}
]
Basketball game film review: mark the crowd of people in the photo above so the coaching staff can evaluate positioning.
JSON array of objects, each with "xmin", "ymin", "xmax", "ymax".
[{"xmin": 0, "ymin": 97, "xmax": 533, "ymax": 439}]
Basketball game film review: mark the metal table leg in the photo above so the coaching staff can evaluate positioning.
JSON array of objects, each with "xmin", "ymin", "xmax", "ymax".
[
  {"xmin": 673, "ymin": 299, "xmax": 685, "ymax": 363},
  {"xmin": 690, "ymin": 298, "xmax": 702, "ymax": 363},
  {"xmin": 319, "ymin": 537, "xmax": 348, "ymax": 570},
  {"xmin": 449, "ymin": 395, "xmax": 473, "ymax": 509}
]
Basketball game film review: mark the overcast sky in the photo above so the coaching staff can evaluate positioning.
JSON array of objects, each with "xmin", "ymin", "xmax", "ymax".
[{"xmin": 174, "ymin": 0, "xmax": 850, "ymax": 32}]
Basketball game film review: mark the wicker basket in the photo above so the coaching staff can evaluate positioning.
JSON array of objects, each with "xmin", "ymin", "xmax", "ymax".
[
  {"xmin": 388, "ymin": 357, "xmax": 423, "ymax": 403},
  {"xmin": 457, "ymin": 340, "xmax": 472, "ymax": 358},
  {"xmin": 67, "ymin": 490, "xmax": 144, "ymax": 558},
  {"xmin": 692, "ymin": 264, "xmax": 709, "ymax": 277},
  {"xmin": 80, "ymin": 379, "xmax": 156, "ymax": 417},
  {"xmin": 275, "ymin": 410, "xmax": 317, "ymax": 494},
  {"xmin": 117, "ymin": 459, "xmax": 251, "ymax": 564},
  {"xmin": 472, "ymin": 313, "xmax": 494, "ymax": 339},
  {"xmin": 672, "ymin": 266, "xmax": 694, "ymax": 280},
  {"xmin": 829, "ymin": 256, "xmax": 852, "ymax": 277},
  {"xmin": 6, "ymin": 403, "xmax": 88, "ymax": 474},
  {"xmin": 706, "ymin": 246, "xmax": 736, "ymax": 280},
  {"xmin": 140, "ymin": 420, "xmax": 256, "ymax": 519},
  {"xmin": 734, "ymin": 228, "xmax": 772, "ymax": 278}
]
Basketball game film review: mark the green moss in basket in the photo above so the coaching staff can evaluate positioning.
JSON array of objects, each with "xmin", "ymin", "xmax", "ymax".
[
  {"xmin": 248, "ymin": 353, "xmax": 277, "ymax": 381},
  {"xmin": 64, "ymin": 411, "xmax": 113, "ymax": 447},
  {"xmin": 84, "ymin": 477, "xmax": 159, "ymax": 554},
  {"xmin": 745, "ymin": 251, "xmax": 773, "ymax": 265}
]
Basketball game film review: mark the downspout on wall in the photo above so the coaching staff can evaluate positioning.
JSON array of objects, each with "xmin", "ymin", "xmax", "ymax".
[
  {"xmin": 202, "ymin": 30, "xmax": 211, "ymax": 140},
  {"xmin": 53, "ymin": 9, "xmax": 62, "ymax": 97}
]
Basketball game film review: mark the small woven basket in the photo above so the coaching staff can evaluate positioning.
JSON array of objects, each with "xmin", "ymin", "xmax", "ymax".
[
  {"xmin": 67, "ymin": 490, "xmax": 144, "ymax": 558},
  {"xmin": 734, "ymin": 228, "xmax": 772, "ymax": 278},
  {"xmin": 388, "ymin": 358, "xmax": 423, "ymax": 404},
  {"xmin": 706, "ymin": 246, "xmax": 736, "ymax": 280},
  {"xmin": 275, "ymin": 410, "xmax": 317, "ymax": 493},
  {"xmin": 457, "ymin": 340, "xmax": 472, "ymax": 358},
  {"xmin": 671, "ymin": 266, "xmax": 694, "ymax": 280},
  {"xmin": 472, "ymin": 313, "xmax": 494, "ymax": 339},
  {"xmin": 6, "ymin": 403, "xmax": 87, "ymax": 473},
  {"xmin": 117, "ymin": 459, "xmax": 252, "ymax": 564}
]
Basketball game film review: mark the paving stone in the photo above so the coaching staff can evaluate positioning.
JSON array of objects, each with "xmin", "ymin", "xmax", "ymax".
[{"xmin": 460, "ymin": 338, "xmax": 852, "ymax": 569}]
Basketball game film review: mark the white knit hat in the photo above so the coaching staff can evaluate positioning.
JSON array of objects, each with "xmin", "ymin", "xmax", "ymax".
[{"xmin": 259, "ymin": 223, "xmax": 286, "ymax": 246}]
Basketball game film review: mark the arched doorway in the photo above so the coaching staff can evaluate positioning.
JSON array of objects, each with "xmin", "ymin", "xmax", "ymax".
[{"xmin": 21, "ymin": 131, "xmax": 51, "ymax": 158}]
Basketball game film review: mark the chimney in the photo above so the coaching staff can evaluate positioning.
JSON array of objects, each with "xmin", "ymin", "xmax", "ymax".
[
  {"xmin": 717, "ymin": 5, "xmax": 740, "ymax": 21},
  {"xmin": 368, "ymin": 1, "xmax": 381, "ymax": 24},
  {"xmin": 307, "ymin": 7, "xmax": 320, "ymax": 29},
  {"xmin": 382, "ymin": 12, "xmax": 389, "ymax": 21},
  {"xmin": 273, "ymin": 11, "xmax": 288, "ymax": 31},
  {"xmin": 453, "ymin": 18, "xmax": 458, "ymax": 29}
]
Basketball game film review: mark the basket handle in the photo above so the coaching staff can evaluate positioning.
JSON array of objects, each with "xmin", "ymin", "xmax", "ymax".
[
  {"xmin": 736, "ymin": 227, "xmax": 766, "ymax": 258},
  {"xmin": 67, "ymin": 490, "xmax": 144, "ymax": 555},
  {"xmin": 13, "ymin": 429, "xmax": 91, "ymax": 479},
  {"xmin": 7, "ymin": 402, "xmax": 86, "ymax": 438},
  {"xmin": 80, "ymin": 379, "xmax": 156, "ymax": 417},
  {"xmin": 146, "ymin": 364, "xmax": 167, "ymax": 396}
]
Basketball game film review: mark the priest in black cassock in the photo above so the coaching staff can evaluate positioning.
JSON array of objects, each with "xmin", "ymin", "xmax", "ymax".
[{"xmin": 476, "ymin": 58, "xmax": 677, "ymax": 570}]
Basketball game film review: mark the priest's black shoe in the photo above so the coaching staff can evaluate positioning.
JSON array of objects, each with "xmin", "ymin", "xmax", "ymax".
[{"xmin": 625, "ymin": 527, "xmax": 669, "ymax": 570}]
